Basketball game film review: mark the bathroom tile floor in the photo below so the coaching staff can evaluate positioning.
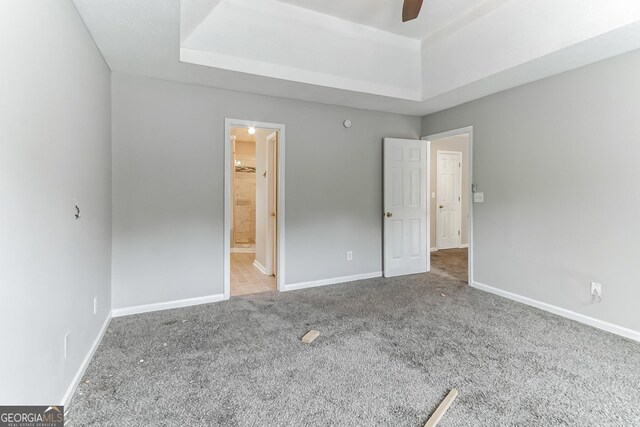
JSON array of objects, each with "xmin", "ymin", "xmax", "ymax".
[{"xmin": 231, "ymin": 253, "xmax": 277, "ymax": 296}]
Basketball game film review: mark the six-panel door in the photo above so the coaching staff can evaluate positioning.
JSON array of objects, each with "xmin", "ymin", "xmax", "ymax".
[
  {"xmin": 383, "ymin": 138, "xmax": 428, "ymax": 278},
  {"xmin": 436, "ymin": 151, "xmax": 462, "ymax": 249}
]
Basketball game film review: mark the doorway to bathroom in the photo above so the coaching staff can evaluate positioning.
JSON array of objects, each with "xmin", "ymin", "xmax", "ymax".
[{"xmin": 224, "ymin": 119, "xmax": 285, "ymax": 298}]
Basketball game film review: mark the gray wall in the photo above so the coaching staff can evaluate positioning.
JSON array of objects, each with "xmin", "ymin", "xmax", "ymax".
[
  {"xmin": 430, "ymin": 135, "xmax": 469, "ymax": 248},
  {"xmin": 0, "ymin": 1, "xmax": 112, "ymax": 404},
  {"xmin": 111, "ymin": 73, "xmax": 421, "ymax": 309},
  {"xmin": 422, "ymin": 49, "xmax": 640, "ymax": 332}
]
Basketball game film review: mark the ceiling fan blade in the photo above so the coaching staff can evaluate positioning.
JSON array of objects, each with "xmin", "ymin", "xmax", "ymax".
[{"xmin": 402, "ymin": 0, "xmax": 424, "ymax": 22}]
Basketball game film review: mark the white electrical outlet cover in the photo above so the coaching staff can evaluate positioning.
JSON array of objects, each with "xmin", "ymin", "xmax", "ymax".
[{"xmin": 474, "ymin": 192, "xmax": 484, "ymax": 203}]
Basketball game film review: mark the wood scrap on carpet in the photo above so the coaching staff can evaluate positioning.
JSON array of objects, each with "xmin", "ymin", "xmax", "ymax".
[
  {"xmin": 301, "ymin": 330, "xmax": 319, "ymax": 344},
  {"xmin": 425, "ymin": 388, "xmax": 458, "ymax": 427}
]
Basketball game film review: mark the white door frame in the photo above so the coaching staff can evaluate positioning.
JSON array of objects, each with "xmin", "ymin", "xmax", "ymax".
[
  {"xmin": 265, "ymin": 131, "xmax": 278, "ymax": 276},
  {"xmin": 435, "ymin": 150, "xmax": 463, "ymax": 250},
  {"xmin": 224, "ymin": 118, "xmax": 286, "ymax": 299},
  {"xmin": 422, "ymin": 126, "xmax": 474, "ymax": 286}
]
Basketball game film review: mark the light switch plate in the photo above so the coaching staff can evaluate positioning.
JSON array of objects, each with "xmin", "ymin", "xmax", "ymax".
[{"xmin": 474, "ymin": 192, "xmax": 484, "ymax": 203}]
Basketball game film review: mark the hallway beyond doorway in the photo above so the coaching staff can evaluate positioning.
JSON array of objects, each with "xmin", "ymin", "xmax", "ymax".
[
  {"xmin": 231, "ymin": 253, "xmax": 276, "ymax": 296},
  {"xmin": 430, "ymin": 248, "xmax": 468, "ymax": 283}
]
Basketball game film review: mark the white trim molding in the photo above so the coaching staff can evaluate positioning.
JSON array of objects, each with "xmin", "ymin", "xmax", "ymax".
[
  {"xmin": 253, "ymin": 260, "xmax": 267, "ymax": 275},
  {"xmin": 284, "ymin": 272, "xmax": 382, "ymax": 292},
  {"xmin": 430, "ymin": 247, "xmax": 438, "ymax": 252},
  {"xmin": 459, "ymin": 244, "xmax": 469, "ymax": 249},
  {"xmin": 112, "ymin": 294, "xmax": 225, "ymax": 318},
  {"xmin": 472, "ymin": 281, "xmax": 640, "ymax": 342},
  {"xmin": 61, "ymin": 313, "xmax": 112, "ymax": 407},
  {"xmin": 231, "ymin": 247, "xmax": 256, "ymax": 254}
]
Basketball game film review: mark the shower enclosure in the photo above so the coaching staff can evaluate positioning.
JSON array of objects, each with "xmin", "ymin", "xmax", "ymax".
[{"xmin": 232, "ymin": 154, "xmax": 256, "ymax": 248}]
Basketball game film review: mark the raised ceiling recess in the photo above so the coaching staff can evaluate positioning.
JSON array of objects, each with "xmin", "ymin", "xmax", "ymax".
[{"xmin": 74, "ymin": 0, "xmax": 640, "ymax": 115}]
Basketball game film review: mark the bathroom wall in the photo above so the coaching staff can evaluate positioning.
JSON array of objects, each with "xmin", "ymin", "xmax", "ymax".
[{"xmin": 233, "ymin": 139, "xmax": 256, "ymax": 247}]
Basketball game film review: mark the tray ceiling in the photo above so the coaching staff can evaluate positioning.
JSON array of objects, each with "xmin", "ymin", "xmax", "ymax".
[{"xmin": 73, "ymin": 0, "xmax": 640, "ymax": 115}]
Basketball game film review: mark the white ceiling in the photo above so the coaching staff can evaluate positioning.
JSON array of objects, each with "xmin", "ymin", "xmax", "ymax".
[
  {"xmin": 181, "ymin": 0, "xmax": 422, "ymax": 101},
  {"xmin": 72, "ymin": 0, "xmax": 640, "ymax": 116},
  {"xmin": 274, "ymin": 0, "xmax": 487, "ymax": 40}
]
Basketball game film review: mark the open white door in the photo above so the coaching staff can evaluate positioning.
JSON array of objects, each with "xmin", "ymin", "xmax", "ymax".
[{"xmin": 383, "ymin": 138, "xmax": 428, "ymax": 278}]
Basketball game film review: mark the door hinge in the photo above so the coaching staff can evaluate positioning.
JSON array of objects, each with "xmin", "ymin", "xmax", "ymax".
[
  {"xmin": 458, "ymin": 230, "xmax": 461, "ymax": 236},
  {"xmin": 459, "ymin": 162, "xmax": 461, "ymax": 167}
]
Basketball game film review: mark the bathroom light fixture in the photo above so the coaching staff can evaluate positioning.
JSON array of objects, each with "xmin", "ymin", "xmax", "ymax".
[{"xmin": 248, "ymin": 127, "xmax": 256, "ymax": 135}]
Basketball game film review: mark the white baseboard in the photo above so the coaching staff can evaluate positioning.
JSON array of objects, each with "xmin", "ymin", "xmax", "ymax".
[
  {"xmin": 61, "ymin": 313, "xmax": 112, "ymax": 407},
  {"xmin": 432, "ymin": 245, "xmax": 468, "ymax": 251},
  {"xmin": 253, "ymin": 260, "xmax": 267, "ymax": 275},
  {"xmin": 472, "ymin": 281, "xmax": 640, "ymax": 342},
  {"xmin": 284, "ymin": 271, "xmax": 382, "ymax": 292},
  {"xmin": 112, "ymin": 294, "xmax": 225, "ymax": 318},
  {"xmin": 231, "ymin": 247, "xmax": 255, "ymax": 253}
]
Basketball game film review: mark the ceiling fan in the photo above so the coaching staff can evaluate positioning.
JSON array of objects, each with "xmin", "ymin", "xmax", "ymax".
[{"xmin": 402, "ymin": 0, "xmax": 424, "ymax": 22}]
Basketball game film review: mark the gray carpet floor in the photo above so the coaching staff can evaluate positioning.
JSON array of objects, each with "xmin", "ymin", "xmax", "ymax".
[{"xmin": 67, "ymin": 267, "xmax": 640, "ymax": 426}]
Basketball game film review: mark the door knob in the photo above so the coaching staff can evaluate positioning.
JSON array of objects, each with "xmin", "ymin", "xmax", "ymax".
[
  {"xmin": 385, "ymin": 212, "xmax": 393, "ymax": 218},
  {"xmin": 439, "ymin": 205, "xmax": 444, "ymax": 209}
]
